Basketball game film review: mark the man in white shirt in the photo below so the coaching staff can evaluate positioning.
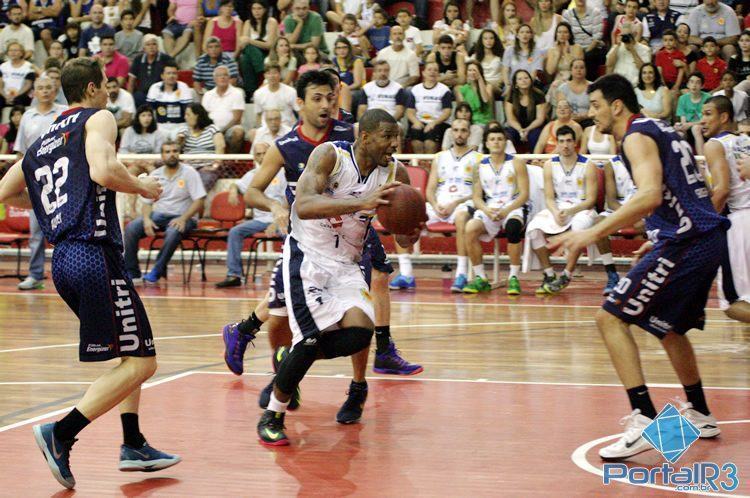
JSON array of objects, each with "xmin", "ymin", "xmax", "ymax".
[
  {"xmin": 0, "ymin": 5, "xmax": 33, "ymax": 59},
  {"xmin": 605, "ymin": 33, "xmax": 651, "ymax": 86},
  {"xmin": 13, "ymin": 76, "xmax": 67, "ymax": 291},
  {"xmin": 712, "ymin": 71, "xmax": 748, "ymax": 122},
  {"xmin": 202, "ymin": 65, "xmax": 246, "ymax": 152},
  {"xmin": 252, "ymin": 63, "xmax": 298, "ymax": 129},
  {"xmin": 357, "ymin": 60, "xmax": 406, "ymax": 120},
  {"xmin": 106, "ymin": 77, "xmax": 136, "ymax": 134},
  {"xmin": 248, "ymin": 109, "xmax": 291, "ymax": 157},
  {"xmin": 374, "ymin": 25, "xmax": 420, "ymax": 88}
]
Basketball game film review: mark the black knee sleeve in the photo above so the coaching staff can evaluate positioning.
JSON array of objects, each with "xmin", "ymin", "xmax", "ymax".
[
  {"xmin": 274, "ymin": 338, "xmax": 319, "ymax": 395},
  {"xmin": 319, "ymin": 327, "xmax": 374, "ymax": 359},
  {"xmin": 505, "ymin": 218, "xmax": 524, "ymax": 244}
]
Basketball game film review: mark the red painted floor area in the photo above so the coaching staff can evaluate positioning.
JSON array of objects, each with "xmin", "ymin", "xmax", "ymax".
[{"xmin": 1, "ymin": 373, "xmax": 747, "ymax": 496}]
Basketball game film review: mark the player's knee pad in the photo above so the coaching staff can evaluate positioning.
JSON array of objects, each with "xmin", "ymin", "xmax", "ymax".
[
  {"xmin": 318, "ymin": 327, "xmax": 374, "ymax": 359},
  {"xmin": 528, "ymin": 229, "xmax": 546, "ymax": 250},
  {"xmin": 505, "ymin": 218, "xmax": 524, "ymax": 244},
  {"xmin": 275, "ymin": 337, "xmax": 320, "ymax": 394}
]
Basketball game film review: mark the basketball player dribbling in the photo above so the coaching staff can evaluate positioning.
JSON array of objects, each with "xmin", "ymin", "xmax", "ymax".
[
  {"xmin": 257, "ymin": 108, "xmax": 421, "ymax": 446},
  {"xmin": 0, "ymin": 58, "xmax": 180, "ymax": 489},
  {"xmin": 550, "ymin": 74, "xmax": 730, "ymax": 460}
]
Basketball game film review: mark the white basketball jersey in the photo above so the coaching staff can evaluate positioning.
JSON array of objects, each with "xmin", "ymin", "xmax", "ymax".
[
  {"xmin": 290, "ymin": 141, "xmax": 395, "ymax": 263},
  {"xmin": 551, "ymin": 154, "xmax": 589, "ymax": 208},
  {"xmin": 710, "ymin": 132, "xmax": 750, "ymax": 212},
  {"xmin": 435, "ymin": 148, "xmax": 482, "ymax": 205},
  {"xmin": 610, "ymin": 155, "xmax": 636, "ymax": 204},
  {"xmin": 478, "ymin": 154, "xmax": 520, "ymax": 208}
]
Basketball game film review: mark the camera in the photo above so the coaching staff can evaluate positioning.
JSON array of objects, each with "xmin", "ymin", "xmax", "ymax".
[{"xmin": 621, "ymin": 34, "xmax": 633, "ymax": 44}]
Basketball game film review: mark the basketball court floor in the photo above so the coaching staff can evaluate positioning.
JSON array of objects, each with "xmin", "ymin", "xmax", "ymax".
[{"xmin": 0, "ymin": 263, "xmax": 748, "ymax": 496}]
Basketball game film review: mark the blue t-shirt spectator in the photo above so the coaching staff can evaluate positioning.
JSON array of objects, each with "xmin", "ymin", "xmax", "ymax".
[
  {"xmin": 367, "ymin": 26, "xmax": 391, "ymax": 52},
  {"xmin": 79, "ymin": 23, "xmax": 115, "ymax": 55}
]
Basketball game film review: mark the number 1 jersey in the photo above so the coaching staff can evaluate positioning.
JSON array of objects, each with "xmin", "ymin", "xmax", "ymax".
[{"xmin": 22, "ymin": 107, "xmax": 123, "ymax": 248}]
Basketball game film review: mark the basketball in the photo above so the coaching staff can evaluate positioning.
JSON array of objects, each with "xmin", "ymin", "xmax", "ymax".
[{"xmin": 376, "ymin": 184, "xmax": 428, "ymax": 234}]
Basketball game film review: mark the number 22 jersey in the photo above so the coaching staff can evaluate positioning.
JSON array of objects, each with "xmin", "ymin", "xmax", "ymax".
[
  {"xmin": 622, "ymin": 117, "xmax": 729, "ymax": 242},
  {"xmin": 21, "ymin": 107, "xmax": 123, "ymax": 248}
]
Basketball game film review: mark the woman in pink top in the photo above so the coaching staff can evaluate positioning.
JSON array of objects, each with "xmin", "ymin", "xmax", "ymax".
[
  {"xmin": 203, "ymin": 0, "xmax": 242, "ymax": 57},
  {"xmin": 163, "ymin": 0, "xmax": 200, "ymax": 58}
]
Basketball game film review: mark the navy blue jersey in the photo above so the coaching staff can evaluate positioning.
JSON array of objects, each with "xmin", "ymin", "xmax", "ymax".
[
  {"xmin": 22, "ymin": 107, "xmax": 123, "ymax": 248},
  {"xmin": 622, "ymin": 117, "xmax": 729, "ymax": 242},
  {"xmin": 275, "ymin": 119, "xmax": 354, "ymax": 204}
]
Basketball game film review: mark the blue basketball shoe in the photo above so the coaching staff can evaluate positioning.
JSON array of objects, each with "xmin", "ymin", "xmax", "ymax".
[
  {"xmin": 222, "ymin": 322, "xmax": 255, "ymax": 375},
  {"xmin": 119, "ymin": 443, "xmax": 181, "ymax": 472},
  {"xmin": 389, "ymin": 274, "xmax": 416, "ymax": 290},
  {"xmin": 33, "ymin": 423, "xmax": 76, "ymax": 489},
  {"xmin": 373, "ymin": 341, "xmax": 423, "ymax": 375},
  {"xmin": 603, "ymin": 271, "xmax": 620, "ymax": 296}
]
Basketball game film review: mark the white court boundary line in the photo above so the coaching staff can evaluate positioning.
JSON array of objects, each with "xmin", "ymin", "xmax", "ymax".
[
  {"xmin": 0, "ymin": 291, "xmax": 732, "ymax": 312},
  {"xmin": 196, "ymin": 371, "xmax": 750, "ymax": 391},
  {"xmin": 1, "ymin": 317, "xmax": 743, "ymax": 355},
  {"xmin": 570, "ymin": 421, "xmax": 750, "ymax": 498},
  {"xmin": 0, "ymin": 371, "xmax": 194, "ymax": 433},
  {"xmin": 0, "ymin": 382, "xmax": 92, "ymax": 386},
  {"xmin": 1, "ymin": 368, "xmax": 748, "ymax": 497}
]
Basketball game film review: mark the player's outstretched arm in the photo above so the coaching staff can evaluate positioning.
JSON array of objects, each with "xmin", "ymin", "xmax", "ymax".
[
  {"xmin": 295, "ymin": 142, "xmax": 398, "ymax": 219},
  {"xmin": 86, "ymin": 110, "xmax": 161, "ymax": 199},
  {"xmin": 548, "ymin": 134, "xmax": 662, "ymax": 253},
  {"xmin": 0, "ymin": 160, "xmax": 31, "ymax": 208}
]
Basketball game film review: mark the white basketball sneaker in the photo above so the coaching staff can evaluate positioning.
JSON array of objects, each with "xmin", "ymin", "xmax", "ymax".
[
  {"xmin": 599, "ymin": 409, "xmax": 654, "ymax": 460},
  {"xmin": 674, "ymin": 398, "xmax": 721, "ymax": 438}
]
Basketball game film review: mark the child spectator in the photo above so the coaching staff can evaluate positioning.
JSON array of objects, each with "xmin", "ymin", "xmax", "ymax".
[
  {"xmin": 395, "ymin": 8, "xmax": 422, "ymax": 59},
  {"xmin": 298, "ymin": 46, "xmax": 322, "ymax": 75},
  {"xmin": 366, "ymin": 8, "xmax": 390, "ymax": 54},
  {"xmin": 675, "ymin": 72, "xmax": 710, "ymax": 149},
  {"xmin": 695, "ymin": 37, "xmax": 727, "ymax": 92},
  {"xmin": 340, "ymin": 13, "xmax": 370, "ymax": 58},
  {"xmin": 654, "ymin": 30, "xmax": 685, "ymax": 96},
  {"xmin": 58, "ymin": 22, "xmax": 82, "ymax": 60},
  {"xmin": 104, "ymin": 0, "xmax": 121, "ymax": 28},
  {"xmin": 728, "ymin": 30, "xmax": 750, "ymax": 94}
]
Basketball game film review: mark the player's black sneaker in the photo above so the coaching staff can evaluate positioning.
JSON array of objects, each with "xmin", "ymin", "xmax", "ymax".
[
  {"xmin": 336, "ymin": 381, "xmax": 368, "ymax": 424},
  {"xmin": 257, "ymin": 410, "xmax": 289, "ymax": 446}
]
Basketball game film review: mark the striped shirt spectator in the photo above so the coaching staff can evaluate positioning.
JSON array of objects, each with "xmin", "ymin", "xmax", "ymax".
[
  {"xmin": 192, "ymin": 38, "xmax": 239, "ymax": 95},
  {"xmin": 146, "ymin": 65, "xmax": 193, "ymax": 140},
  {"xmin": 562, "ymin": 3, "xmax": 603, "ymax": 50},
  {"xmin": 177, "ymin": 123, "xmax": 221, "ymax": 153}
]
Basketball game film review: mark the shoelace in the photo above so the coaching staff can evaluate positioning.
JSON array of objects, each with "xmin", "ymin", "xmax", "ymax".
[
  {"xmin": 671, "ymin": 396, "xmax": 692, "ymax": 413},
  {"xmin": 618, "ymin": 410, "xmax": 642, "ymax": 431}
]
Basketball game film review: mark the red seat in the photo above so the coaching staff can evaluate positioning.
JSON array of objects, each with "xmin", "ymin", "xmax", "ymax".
[
  {"xmin": 386, "ymin": 1, "xmax": 414, "ymax": 17},
  {"xmin": 595, "ymin": 166, "xmax": 605, "ymax": 213},
  {"xmin": 365, "ymin": 66, "xmax": 373, "ymax": 82},
  {"xmin": 0, "ymin": 207, "xmax": 31, "ymax": 279},
  {"xmin": 178, "ymin": 69, "xmax": 194, "ymax": 87},
  {"xmin": 426, "ymin": 221, "xmax": 456, "ymax": 234},
  {"xmin": 187, "ymin": 191, "xmax": 248, "ymax": 282}
]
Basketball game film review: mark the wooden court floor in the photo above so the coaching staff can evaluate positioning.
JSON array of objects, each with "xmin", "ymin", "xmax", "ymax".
[{"xmin": 0, "ymin": 262, "xmax": 749, "ymax": 496}]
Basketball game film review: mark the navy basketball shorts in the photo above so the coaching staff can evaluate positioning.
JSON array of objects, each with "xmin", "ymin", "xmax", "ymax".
[
  {"xmin": 602, "ymin": 228, "xmax": 727, "ymax": 338},
  {"xmin": 52, "ymin": 241, "xmax": 155, "ymax": 361},
  {"xmin": 268, "ymin": 257, "xmax": 288, "ymax": 317},
  {"xmin": 360, "ymin": 226, "xmax": 394, "ymax": 287}
]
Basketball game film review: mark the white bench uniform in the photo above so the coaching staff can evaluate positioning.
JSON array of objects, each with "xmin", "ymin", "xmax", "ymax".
[
  {"xmin": 601, "ymin": 155, "xmax": 636, "ymax": 216},
  {"xmin": 711, "ymin": 133, "xmax": 750, "ymax": 309},
  {"xmin": 427, "ymin": 149, "xmax": 482, "ymax": 224},
  {"xmin": 473, "ymin": 154, "xmax": 528, "ymax": 241},
  {"xmin": 283, "ymin": 142, "xmax": 395, "ymax": 345}
]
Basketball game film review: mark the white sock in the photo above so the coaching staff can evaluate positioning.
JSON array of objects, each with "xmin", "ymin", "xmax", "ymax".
[
  {"xmin": 398, "ymin": 254, "xmax": 413, "ymax": 277},
  {"xmin": 563, "ymin": 269, "xmax": 572, "ymax": 278},
  {"xmin": 473, "ymin": 264, "xmax": 486, "ymax": 279},
  {"xmin": 509, "ymin": 265, "xmax": 520, "ymax": 279},
  {"xmin": 268, "ymin": 392, "xmax": 290, "ymax": 413},
  {"xmin": 600, "ymin": 252, "xmax": 614, "ymax": 265},
  {"xmin": 544, "ymin": 267, "xmax": 555, "ymax": 278},
  {"xmin": 456, "ymin": 256, "xmax": 468, "ymax": 277}
]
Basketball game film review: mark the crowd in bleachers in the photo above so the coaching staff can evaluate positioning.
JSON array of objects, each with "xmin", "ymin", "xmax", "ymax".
[{"xmin": 0, "ymin": 0, "xmax": 747, "ymax": 158}]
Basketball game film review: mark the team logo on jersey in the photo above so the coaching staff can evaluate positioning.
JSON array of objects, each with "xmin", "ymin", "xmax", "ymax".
[
  {"xmin": 178, "ymin": 179, "xmax": 185, "ymax": 188},
  {"xmin": 507, "ymin": 175, "xmax": 514, "ymax": 184},
  {"xmin": 298, "ymin": 162, "xmax": 305, "ymax": 171},
  {"xmin": 36, "ymin": 132, "xmax": 69, "ymax": 157},
  {"xmin": 577, "ymin": 177, "xmax": 584, "ymax": 187},
  {"xmin": 360, "ymin": 289, "xmax": 372, "ymax": 302},
  {"xmin": 157, "ymin": 106, "xmax": 167, "ymax": 116}
]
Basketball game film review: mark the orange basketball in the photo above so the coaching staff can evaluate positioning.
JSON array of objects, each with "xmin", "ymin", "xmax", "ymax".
[{"xmin": 376, "ymin": 184, "xmax": 428, "ymax": 235}]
